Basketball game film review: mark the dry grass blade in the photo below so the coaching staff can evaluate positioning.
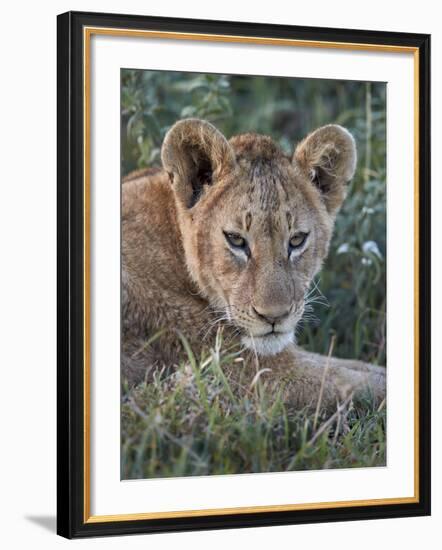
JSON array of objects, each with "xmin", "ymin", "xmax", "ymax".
[
  {"xmin": 377, "ymin": 397, "xmax": 386, "ymax": 412},
  {"xmin": 249, "ymin": 368, "xmax": 272, "ymax": 390},
  {"xmin": 309, "ymin": 393, "xmax": 354, "ymax": 446},
  {"xmin": 313, "ymin": 334, "xmax": 336, "ymax": 431}
]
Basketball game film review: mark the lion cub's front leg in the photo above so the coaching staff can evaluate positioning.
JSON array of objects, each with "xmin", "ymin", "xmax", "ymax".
[{"xmin": 255, "ymin": 344, "xmax": 386, "ymax": 411}]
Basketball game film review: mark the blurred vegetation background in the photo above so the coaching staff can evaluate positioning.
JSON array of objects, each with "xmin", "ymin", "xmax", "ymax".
[{"xmin": 121, "ymin": 69, "xmax": 386, "ymax": 366}]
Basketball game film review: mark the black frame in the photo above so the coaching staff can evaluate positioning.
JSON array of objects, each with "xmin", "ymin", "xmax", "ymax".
[{"xmin": 57, "ymin": 10, "xmax": 431, "ymax": 539}]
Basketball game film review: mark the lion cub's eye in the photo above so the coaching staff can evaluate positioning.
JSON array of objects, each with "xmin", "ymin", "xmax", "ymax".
[
  {"xmin": 224, "ymin": 231, "xmax": 247, "ymax": 249},
  {"xmin": 289, "ymin": 232, "xmax": 309, "ymax": 251}
]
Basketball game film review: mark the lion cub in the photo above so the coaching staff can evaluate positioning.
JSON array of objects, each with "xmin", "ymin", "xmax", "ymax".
[{"xmin": 122, "ymin": 119, "xmax": 385, "ymax": 410}]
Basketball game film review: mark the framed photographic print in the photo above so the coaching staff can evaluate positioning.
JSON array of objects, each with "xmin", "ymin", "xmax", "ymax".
[{"xmin": 57, "ymin": 11, "xmax": 431, "ymax": 538}]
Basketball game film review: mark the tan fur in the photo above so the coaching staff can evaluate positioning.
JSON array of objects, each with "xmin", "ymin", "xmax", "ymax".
[{"xmin": 122, "ymin": 118, "xmax": 385, "ymax": 410}]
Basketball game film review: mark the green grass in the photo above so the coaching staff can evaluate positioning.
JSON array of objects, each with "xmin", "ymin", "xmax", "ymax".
[{"xmin": 121, "ymin": 335, "xmax": 386, "ymax": 479}]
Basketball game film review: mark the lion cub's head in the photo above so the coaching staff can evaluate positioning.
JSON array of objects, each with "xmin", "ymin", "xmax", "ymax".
[{"xmin": 162, "ymin": 119, "xmax": 356, "ymax": 356}]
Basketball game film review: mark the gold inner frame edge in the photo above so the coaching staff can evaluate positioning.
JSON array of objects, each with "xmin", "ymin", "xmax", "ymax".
[{"xmin": 82, "ymin": 26, "xmax": 420, "ymax": 524}]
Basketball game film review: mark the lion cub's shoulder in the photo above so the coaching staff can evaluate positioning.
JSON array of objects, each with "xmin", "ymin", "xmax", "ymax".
[
  {"xmin": 122, "ymin": 167, "xmax": 173, "ymax": 222},
  {"xmin": 123, "ymin": 166, "xmax": 163, "ymax": 183}
]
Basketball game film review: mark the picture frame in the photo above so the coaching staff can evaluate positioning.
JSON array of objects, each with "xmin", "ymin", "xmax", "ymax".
[{"xmin": 57, "ymin": 10, "xmax": 431, "ymax": 538}]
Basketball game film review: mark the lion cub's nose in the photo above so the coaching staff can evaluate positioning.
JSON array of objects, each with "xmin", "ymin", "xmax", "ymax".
[{"xmin": 252, "ymin": 305, "xmax": 291, "ymax": 325}]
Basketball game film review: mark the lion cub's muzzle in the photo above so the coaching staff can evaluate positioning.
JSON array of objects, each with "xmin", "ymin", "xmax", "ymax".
[
  {"xmin": 234, "ymin": 301, "xmax": 304, "ymax": 356},
  {"xmin": 252, "ymin": 304, "xmax": 292, "ymax": 329}
]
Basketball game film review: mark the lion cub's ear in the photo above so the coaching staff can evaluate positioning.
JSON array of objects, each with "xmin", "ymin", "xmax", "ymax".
[
  {"xmin": 293, "ymin": 125, "xmax": 357, "ymax": 215},
  {"xmin": 161, "ymin": 118, "xmax": 236, "ymax": 208}
]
